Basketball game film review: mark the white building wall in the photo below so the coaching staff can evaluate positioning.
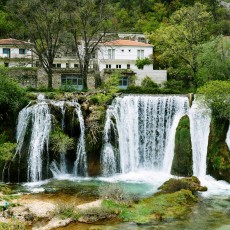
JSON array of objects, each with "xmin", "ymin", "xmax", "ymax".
[
  {"xmin": 98, "ymin": 45, "xmax": 153, "ymax": 60},
  {"xmin": 0, "ymin": 47, "xmax": 32, "ymax": 59},
  {"xmin": 98, "ymin": 45, "xmax": 153, "ymax": 71},
  {"xmin": 135, "ymin": 70, "xmax": 167, "ymax": 85}
]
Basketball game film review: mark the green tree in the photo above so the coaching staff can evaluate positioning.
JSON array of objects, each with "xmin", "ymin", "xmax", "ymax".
[
  {"xmin": 196, "ymin": 36, "xmax": 230, "ymax": 86},
  {"xmin": 66, "ymin": 0, "xmax": 113, "ymax": 89},
  {"xmin": 8, "ymin": 0, "xmax": 67, "ymax": 89},
  {"xmin": 149, "ymin": 3, "xmax": 213, "ymax": 84},
  {"xmin": 197, "ymin": 80, "xmax": 230, "ymax": 119},
  {"xmin": 0, "ymin": 71, "xmax": 28, "ymax": 121}
]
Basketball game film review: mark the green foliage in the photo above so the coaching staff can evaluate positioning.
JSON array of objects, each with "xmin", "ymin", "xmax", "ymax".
[
  {"xmin": 149, "ymin": 3, "xmax": 213, "ymax": 83},
  {"xmin": 171, "ymin": 115, "xmax": 193, "ymax": 176},
  {"xmin": 0, "ymin": 219, "xmax": 26, "ymax": 230},
  {"xmin": 50, "ymin": 130, "xmax": 75, "ymax": 154},
  {"xmin": 135, "ymin": 58, "xmax": 152, "ymax": 69},
  {"xmin": 0, "ymin": 142, "xmax": 16, "ymax": 162},
  {"xmin": 141, "ymin": 76, "xmax": 159, "ymax": 89},
  {"xmin": 196, "ymin": 36, "xmax": 230, "ymax": 87},
  {"xmin": 197, "ymin": 80, "xmax": 230, "ymax": 119},
  {"xmin": 207, "ymin": 118, "xmax": 230, "ymax": 182},
  {"xmin": 0, "ymin": 72, "xmax": 28, "ymax": 120},
  {"xmin": 102, "ymin": 71, "xmax": 120, "ymax": 92},
  {"xmin": 56, "ymin": 204, "xmax": 79, "ymax": 220}
]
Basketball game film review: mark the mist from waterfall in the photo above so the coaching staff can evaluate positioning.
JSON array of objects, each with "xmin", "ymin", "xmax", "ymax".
[{"xmin": 101, "ymin": 95, "xmax": 189, "ymax": 176}]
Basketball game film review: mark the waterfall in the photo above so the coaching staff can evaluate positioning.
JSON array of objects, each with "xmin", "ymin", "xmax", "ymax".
[
  {"xmin": 189, "ymin": 97, "xmax": 211, "ymax": 179},
  {"xmin": 50, "ymin": 100, "xmax": 67, "ymax": 174},
  {"xmin": 101, "ymin": 95, "xmax": 189, "ymax": 176},
  {"xmin": 226, "ymin": 125, "xmax": 230, "ymax": 150},
  {"xmin": 73, "ymin": 102, "xmax": 88, "ymax": 176},
  {"xmin": 16, "ymin": 102, "xmax": 52, "ymax": 182}
]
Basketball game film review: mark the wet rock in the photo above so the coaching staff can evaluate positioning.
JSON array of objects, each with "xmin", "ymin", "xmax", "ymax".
[{"xmin": 158, "ymin": 176, "xmax": 207, "ymax": 194}]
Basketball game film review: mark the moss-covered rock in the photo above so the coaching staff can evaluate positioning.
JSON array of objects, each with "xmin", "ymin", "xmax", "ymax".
[
  {"xmin": 85, "ymin": 105, "xmax": 106, "ymax": 176},
  {"xmin": 158, "ymin": 176, "xmax": 207, "ymax": 194},
  {"xmin": 171, "ymin": 115, "xmax": 193, "ymax": 176},
  {"xmin": 207, "ymin": 118, "xmax": 230, "ymax": 182}
]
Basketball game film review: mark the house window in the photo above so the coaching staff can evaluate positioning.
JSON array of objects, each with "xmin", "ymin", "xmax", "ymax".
[
  {"xmin": 53, "ymin": 63, "xmax": 61, "ymax": 68},
  {"xmin": 127, "ymin": 64, "xmax": 130, "ymax": 69},
  {"xmin": 106, "ymin": 64, "xmax": 111, "ymax": 69},
  {"xmin": 119, "ymin": 76, "xmax": 129, "ymax": 89},
  {"xmin": 137, "ymin": 49, "xmax": 144, "ymax": 59},
  {"xmin": 66, "ymin": 63, "xmax": 69, "ymax": 68},
  {"xmin": 19, "ymin": 49, "xmax": 26, "ymax": 54},
  {"xmin": 108, "ymin": 49, "xmax": 115, "ymax": 59},
  {"xmin": 61, "ymin": 75, "xmax": 83, "ymax": 90},
  {"xmin": 74, "ymin": 64, "xmax": 79, "ymax": 68},
  {"xmin": 138, "ymin": 37, "xmax": 146, "ymax": 43},
  {"xmin": 3, "ymin": 48, "xmax": 10, "ymax": 57},
  {"xmin": 116, "ymin": 64, "xmax": 121, "ymax": 69}
]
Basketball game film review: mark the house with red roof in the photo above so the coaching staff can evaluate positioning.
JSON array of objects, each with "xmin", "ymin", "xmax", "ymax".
[
  {"xmin": 98, "ymin": 39, "xmax": 167, "ymax": 88},
  {"xmin": 0, "ymin": 38, "xmax": 34, "ymax": 67}
]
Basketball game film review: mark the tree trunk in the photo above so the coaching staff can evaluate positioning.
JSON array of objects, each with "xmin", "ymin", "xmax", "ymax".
[{"xmin": 47, "ymin": 69, "xmax": 53, "ymax": 89}]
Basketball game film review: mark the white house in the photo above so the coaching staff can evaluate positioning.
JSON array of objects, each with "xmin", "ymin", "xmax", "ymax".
[
  {"xmin": 0, "ymin": 38, "xmax": 33, "ymax": 67},
  {"xmin": 98, "ymin": 39, "xmax": 167, "ymax": 87}
]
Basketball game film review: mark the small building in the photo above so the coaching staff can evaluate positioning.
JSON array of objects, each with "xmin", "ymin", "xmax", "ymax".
[
  {"xmin": 0, "ymin": 38, "xmax": 33, "ymax": 67},
  {"xmin": 98, "ymin": 39, "xmax": 167, "ymax": 88}
]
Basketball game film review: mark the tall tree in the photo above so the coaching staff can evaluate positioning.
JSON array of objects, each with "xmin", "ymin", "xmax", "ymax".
[
  {"xmin": 149, "ymin": 3, "xmax": 213, "ymax": 84},
  {"xmin": 66, "ymin": 0, "xmax": 113, "ymax": 89},
  {"xmin": 196, "ymin": 36, "xmax": 230, "ymax": 86},
  {"xmin": 8, "ymin": 0, "xmax": 67, "ymax": 89}
]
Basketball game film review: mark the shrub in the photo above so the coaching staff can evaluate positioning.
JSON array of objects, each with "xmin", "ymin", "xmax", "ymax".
[
  {"xmin": 135, "ymin": 58, "xmax": 152, "ymax": 69},
  {"xmin": 141, "ymin": 76, "xmax": 159, "ymax": 89}
]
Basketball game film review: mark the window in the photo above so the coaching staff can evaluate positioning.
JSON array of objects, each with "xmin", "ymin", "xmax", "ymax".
[
  {"xmin": 137, "ymin": 49, "xmax": 144, "ymax": 59},
  {"xmin": 127, "ymin": 64, "xmax": 130, "ymax": 69},
  {"xmin": 138, "ymin": 37, "xmax": 146, "ymax": 43},
  {"xmin": 19, "ymin": 49, "xmax": 26, "ymax": 54},
  {"xmin": 66, "ymin": 63, "xmax": 69, "ymax": 68},
  {"xmin": 3, "ymin": 48, "xmax": 10, "ymax": 57},
  {"xmin": 108, "ymin": 49, "xmax": 115, "ymax": 59},
  {"xmin": 106, "ymin": 64, "xmax": 111, "ymax": 69},
  {"xmin": 116, "ymin": 64, "xmax": 121, "ymax": 69},
  {"xmin": 61, "ymin": 75, "xmax": 83, "ymax": 90},
  {"xmin": 119, "ymin": 76, "xmax": 129, "ymax": 89},
  {"xmin": 74, "ymin": 64, "xmax": 79, "ymax": 68},
  {"xmin": 53, "ymin": 63, "xmax": 61, "ymax": 68}
]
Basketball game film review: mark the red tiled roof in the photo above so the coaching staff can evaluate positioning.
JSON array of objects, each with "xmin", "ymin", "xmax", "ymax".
[
  {"xmin": 0, "ymin": 38, "xmax": 31, "ymax": 45},
  {"xmin": 101, "ymin": 39, "xmax": 153, "ymax": 47}
]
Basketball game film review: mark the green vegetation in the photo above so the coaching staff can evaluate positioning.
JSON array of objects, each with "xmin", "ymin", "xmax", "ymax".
[
  {"xmin": 197, "ymin": 81, "xmax": 230, "ymax": 120},
  {"xmin": 101, "ymin": 177, "xmax": 206, "ymax": 223},
  {"xmin": 135, "ymin": 58, "xmax": 152, "ymax": 69},
  {"xmin": 50, "ymin": 130, "xmax": 75, "ymax": 155},
  {"xmin": 207, "ymin": 118, "xmax": 230, "ymax": 182},
  {"xmin": 171, "ymin": 116, "xmax": 193, "ymax": 177},
  {"xmin": 0, "ymin": 74, "xmax": 28, "ymax": 121}
]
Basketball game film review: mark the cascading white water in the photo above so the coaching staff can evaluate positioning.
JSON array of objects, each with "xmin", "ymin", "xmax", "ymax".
[
  {"xmin": 50, "ymin": 100, "xmax": 67, "ymax": 174},
  {"xmin": 101, "ymin": 95, "xmax": 189, "ymax": 176},
  {"xmin": 225, "ymin": 125, "xmax": 230, "ymax": 150},
  {"xmin": 72, "ymin": 102, "xmax": 88, "ymax": 176},
  {"xmin": 16, "ymin": 102, "xmax": 52, "ymax": 182},
  {"xmin": 189, "ymin": 97, "xmax": 211, "ymax": 179}
]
